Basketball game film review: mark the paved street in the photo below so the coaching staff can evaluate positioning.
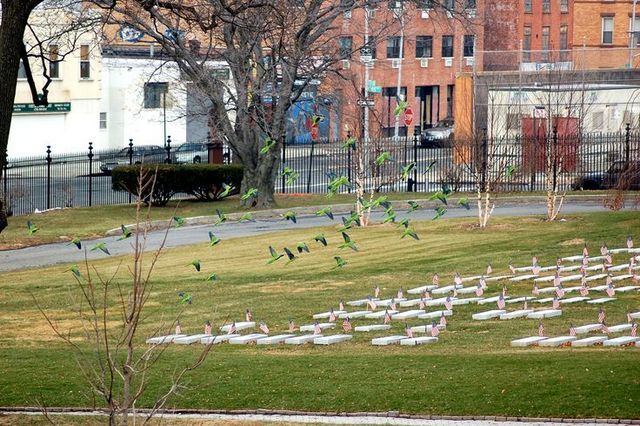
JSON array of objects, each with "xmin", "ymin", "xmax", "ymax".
[{"xmin": 0, "ymin": 200, "xmax": 616, "ymax": 272}]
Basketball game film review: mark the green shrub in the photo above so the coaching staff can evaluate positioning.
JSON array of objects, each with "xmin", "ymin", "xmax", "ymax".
[{"xmin": 112, "ymin": 164, "xmax": 243, "ymax": 206}]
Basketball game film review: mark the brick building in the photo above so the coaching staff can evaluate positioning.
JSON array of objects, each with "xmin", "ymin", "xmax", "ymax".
[
  {"xmin": 335, "ymin": 1, "xmax": 483, "ymax": 138},
  {"xmin": 574, "ymin": 0, "xmax": 639, "ymax": 68}
]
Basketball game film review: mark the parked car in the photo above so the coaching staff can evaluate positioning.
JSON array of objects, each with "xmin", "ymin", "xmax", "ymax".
[
  {"xmin": 421, "ymin": 119, "xmax": 454, "ymax": 148},
  {"xmin": 572, "ymin": 161, "xmax": 640, "ymax": 190},
  {"xmin": 99, "ymin": 145, "xmax": 170, "ymax": 174},
  {"xmin": 175, "ymin": 142, "xmax": 208, "ymax": 164}
]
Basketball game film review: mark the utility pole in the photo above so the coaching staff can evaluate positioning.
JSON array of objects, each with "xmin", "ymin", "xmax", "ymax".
[
  {"xmin": 632, "ymin": 0, "xmax": 638, "ymax": 66},
  {"xmin": 393, "ymin": 1, "xmax": 405, "ymax": 140}
]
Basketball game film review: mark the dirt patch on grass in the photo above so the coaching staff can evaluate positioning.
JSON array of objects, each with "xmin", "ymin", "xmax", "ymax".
[{"xmin": 559, "ymin": 238, "xmax": 586, "ymax": 246}]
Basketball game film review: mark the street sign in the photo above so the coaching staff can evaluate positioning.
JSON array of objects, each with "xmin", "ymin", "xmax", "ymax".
[
  {"xmin": 357, "ymin": 99, "xmax": 375, "ymax": 107},
  {"xmin": 13, "ymin": 102, "xmax": 71, "ymax": 114},
  {"xmin": 404, "ymin": 106, "xmax": 414, "ymax": 126},
  {"xmin": 360, "ymin": 47, "xmax": 372, "ymax": 62}
]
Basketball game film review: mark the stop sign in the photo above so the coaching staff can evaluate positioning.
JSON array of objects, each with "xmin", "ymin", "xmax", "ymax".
[{"xmin": 404, "ymin": 107, "xmax": 414, "ymax": 126}]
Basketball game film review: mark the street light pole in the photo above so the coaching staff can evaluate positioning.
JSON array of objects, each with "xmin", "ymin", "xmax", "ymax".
[
  {"xmin": 393, "ymin": 2, "xmax": 405, "ymax": 140},
  {"xmin": 162, "ymin": 90, "xmax": 167, "ymax": 148}
]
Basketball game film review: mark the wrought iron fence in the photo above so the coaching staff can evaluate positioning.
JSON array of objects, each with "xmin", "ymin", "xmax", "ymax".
[{"xmin": 2, "ymin": 128, "xmax": 639, "ymax": 216}]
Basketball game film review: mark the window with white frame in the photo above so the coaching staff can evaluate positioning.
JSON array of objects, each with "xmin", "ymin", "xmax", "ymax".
[
  {"xmin": 99, "ymin": 112, "xmax": 107, "ymax": 129},
  {"xmin": 49, "ymin": 44, "xmax": 59, "ymax": 78},
  {"xmin": 80, "ymin": 44, "xmax": 90, "ymax": 78},
  {"xmin": 602, "ymin": 17, "xmax": 614, "ymax": 44},
  {"xmin": 630, "ymin": 17, "xmax": 640, "ymax": 47}
]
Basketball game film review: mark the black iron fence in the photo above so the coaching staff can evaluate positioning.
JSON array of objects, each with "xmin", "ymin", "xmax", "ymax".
[{"xmin": 2, "ymin": 128, "xmax": 639, "ymax": 216}]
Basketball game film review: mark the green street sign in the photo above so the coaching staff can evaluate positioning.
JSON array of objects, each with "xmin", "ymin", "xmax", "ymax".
[
  {"xmin": 370, "ymin": 86, "xmax": 382, "ymax": 93},
  {"xmin": 13, "ymin": 102, "xmax": 71, "ymax": 114}
]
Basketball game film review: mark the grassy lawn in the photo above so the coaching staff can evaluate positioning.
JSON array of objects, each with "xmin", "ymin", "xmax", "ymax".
[
  {"xmin": 0, "ymin": 211, "xmax": 639, "ymax": 418},
  {"xmin": 0, "ymin": 190, "xmax": 616, "ymax": 250}
]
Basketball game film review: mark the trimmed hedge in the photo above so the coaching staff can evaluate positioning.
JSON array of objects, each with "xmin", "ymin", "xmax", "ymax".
[{"xmin": 112, "ymin": 164, "xmax": 243, "ymax": 206}]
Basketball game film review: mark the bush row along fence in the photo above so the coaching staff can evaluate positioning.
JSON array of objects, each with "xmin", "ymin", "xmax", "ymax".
[{"xmin": 2, "ymin": 128, "xmax": 639, "ymax": 216}]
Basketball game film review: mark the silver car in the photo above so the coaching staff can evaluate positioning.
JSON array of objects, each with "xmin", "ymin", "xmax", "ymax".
[
  {"xmin": 99, "ymin": 145, "xmax": 170, "ymax": 174},
  {"xmin": 175, "ymin": 142, "xmax": 208, "ymax": 164}
]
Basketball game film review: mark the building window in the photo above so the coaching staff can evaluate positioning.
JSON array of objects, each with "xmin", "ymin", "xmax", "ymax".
[
  {"xmin": 441, "ymin": 35, "xmax": 454, "ymax": 58},
  {"xmin": 465, "ymin": 0, "xmax": 476, "ymax": 9},
  {"xmin": 542, "ymin": 0, "xmax": 550, "ymax": 13},
  {"xmin": 560, "ymin": 25, "xmax": 568, "ymax": 60},
  {"xmin": 80, "ymin": 44, "xmax": 90, "ymax": 79},
  {"xmin": 524, "ymin": 0, "xmax": 532, "ymax": 13},
  {"xmin": 463, "ymin": 35, "xmax": 475, "ymax": 57},
  {"xmin": 387, "ymin": 36, "xmax": 403, "ymax": 58},
  {"xmin": 420, "ymin": 0, "xmax": 433, "ymax": 9},
  {"xmin": 446, "ymin": 84, "xmax": 454, "ymax": 118},
  {"xmin": 541, "ymin": 26, "xmax": 550, "ymax": 60},
  {"xmin": 99, "ymin": 112, "xmax": 107, "ymax": 129},
  {"xmin": 602, "ymin": 17, "xmax": 614, "ymax": 44},
  {"xmin": 143, "ymin": 82, "xmax": 168, "ymax": 109},
  {"xmin": 49, "ymin": 44, "xmax": 59, "ymax": 79},
  {"xmin": 339, "ymin": 36, "xmax": 353, "ymax": 59},
  {"xmin": 388, "ymin": 0, "xmax": 402, "ymax": 9},
  {"xmin": 630, "ymin": 17, "xmax": 640, "ymax": 47},
  {"xmin": 416, "ymin": 36, "xmax": 433, "ymax": 58},
  {"xmin": 560, "ymin": 0, "xmax": 568, "ymax": 13},
  {"xmin": 443, "ymin": 0, "xmax": 454, "ymax": 13},
  {"xmin": 523, "ymin": 26, "xmax": 532, "ymax": 62},
  {"xmin": 17, "ymin": 59, "xmax": 27, "ymax": 79}
]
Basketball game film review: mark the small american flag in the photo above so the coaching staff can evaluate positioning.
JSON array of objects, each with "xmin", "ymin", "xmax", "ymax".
[
  {"xmin": 419, "ymin": 298, "xmax": 426, "ymax": 309},
  {"xmin": 601, "ymin": 261, "xmax": 608, "ymax": 273},
  {"xmin": 405, "ymin": 323, "xmax": 414, "ymax": 338},
  {"xmin": 598, "ymin": 308, "xmax": 606, "ymax": 324},
  {"xmin": 601, "ymin": 322, "xmax": 609, "ymax": 334},
  {"xmin": 288, "ymin": 319, "xmax": 297, "ymax": 333},
  {"xmin": 580, "ymin": 285, "xmax": 589, "ymax": 297},
  {"xmin": 342, "ymin": 317, "xmax": 352, "ymax": 332},
  {"xmin": 480, "ymin": 276, "xmax": 487, "ymax": 288},
  {"xmin": 538, "ymin": 322, "xmax": 545, "ymax": 337},
  {"xmin": 502, "ymin": 286, "xmax": 508, "ymax": 297},
  {"xmin": 555, "ymin": 285, "xmax": 565, "ymax": 298},
  {"xmin": 606, "ymin": 274, "xmax": 613, "ymax": 286},
  {"xmin": 553, "ymin": 273, "xmax": 561, "ymax": 287},
  {"xmin": 583, "ymin": 245, "xmax": 589, "ymax": 257},
  {"xmin": 606, "ymin": 284, "xmax": 615, "ymax": 297},
  {"xmin": 454, "ymin": 273, "xmax": 462, "ymax": 285},
  {"xmin": 497, "ymin": 294, "xmax": 505, "ymax": 309},
  {"xmin": 532, "ymin": 283, "xmax": 540, "ymax": 295},
  {"xmin": 383, "ymin": 309, "xmax": 392, "ymax": 324},
  {"xmin": 374, "ymin": 285, "xmax": 380, "ymax": 298},
  {"xmin": 313, "ymin": 322, "xmax": 322, "ymax": 335},
  {"xmin": 552, "ymin": 297, "xmax": 560, "ymax": 309},
  {"xmin": 431, "ymin": 323, "xmax": 440, "ymax": 337},
  {"xmin": 605, "ymin": 254, "xmax": 613, "ymax": 265},
  {"xmin": 453, "ymin": 287, "xmax": 458, "ymax": 298},
  {"xmin": 367, "ymin": 296, "xmax": 377, "ymax": 311},
  {"xmin": 556, "ymin": 257, "xmax": 562, "ymax": 267},
  {"xmin": 569, "ymin": 324, "xmax": 576, "ymax": 336},
  {"xmin": 423, "ymin": 290, "xmax": 431, "ymax": 299},
  {"xmin": 475, "ymin": 283, "xmax": 484, "ymax": 297},
  {"xmin": 390, "ymin": 298, "xmax": 397, "ymax": 311},
  {"xmin": 432, "ymin": 273, "xmax": 440, "ymax": 286},
  {"xmin": 509, "ymin": 263, "xmax": 515, "ymax": 274},
  {"xmin": 397, "ymin": 288, "xmax": 404, "ymax": 299},
  {"xmin": 339, "ymin": 300, "xmax": 345, "ymax": 311},
  {"xmin": 175, "ymin": 322, "xmax": 182, "ymax": 335},
  {"xmin": 245, "ymin": 309, "xmax": 253, "ymax": 322},
  {"xmin": 582, "ymin": 255, "xmax": 589, "ymax": 267},
  {"xmin": 523, "ymin": 300, "xmax": 528, "ymax": 310},
  {"xmin": 329, "ymin": 308, "xmax": 336, "ymax": 322},
  {"xmin": 204, "ymin": 321, "xmax": 212, "ymax": 336},
  {"xmin": 631, "ymin": 322, "xmax": 637, "ymax": 337},
  {"xmin": 259, "ymin": 321, "xmax": 270, "ymax": 334},
  {"xmin": 628, "ymin": 236, "xmax": 634, "ymax": 249},
  {"xmin": 532, "ymin": 256, "xmax": 538, "ymax": 266},
  {"xmin": 600, "ymin": 243, "xmax": 608, "ymax": 256},
  {"xmin": 444, "ymin": 296, "xmax": 453, "ymax": 311},
  {"xmin": 628, "ymin": 312, "xmax": 633, "ymax": 323},
  {"xmin": 486, "ymin": 264, "xmax": 493, "ymax": 275},
  {"xmin": 532, "ymin": 264, "xmax": 541, "ymax": 276},
  {"xmin": 440, "ymin": 312, "xmax": 447, "ymax": 326},
  {"xmin": 228, "ymin": 321, "xmax": 237, "ymax": 335}
]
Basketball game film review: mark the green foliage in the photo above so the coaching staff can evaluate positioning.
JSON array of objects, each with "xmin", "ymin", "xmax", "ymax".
[{"xmin": 111, "ymin": 164, "xmax": 243, "ymax": 206}]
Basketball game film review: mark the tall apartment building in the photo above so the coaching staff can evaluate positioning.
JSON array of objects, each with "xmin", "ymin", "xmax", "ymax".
[{"xmin": 335, "ymin": 1, "xmax": 483, "ymax": 138}]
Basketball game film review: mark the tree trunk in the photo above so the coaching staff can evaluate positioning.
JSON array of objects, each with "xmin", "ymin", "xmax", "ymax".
[
  {"xmin": 0, "ymin": 0, "xmax": 39, "ymax": 234},
  {"xmin": 240, "ymin": 152, "xmax": 279, "ymax": 208}
]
